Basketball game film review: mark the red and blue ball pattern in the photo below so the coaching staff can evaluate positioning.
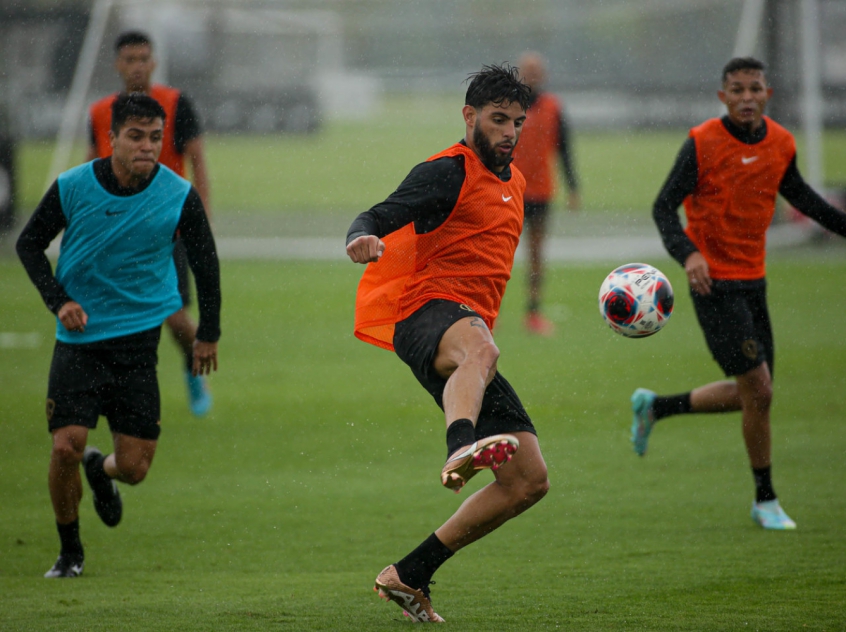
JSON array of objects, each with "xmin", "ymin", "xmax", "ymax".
[{"xmin": 598, "ymin": 263, "xmax": 674, "ymax": 338}]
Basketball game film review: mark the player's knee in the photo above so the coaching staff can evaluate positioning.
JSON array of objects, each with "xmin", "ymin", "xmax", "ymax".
[
  {"xmin": 526, "ymin": 472, "xmax": 550, "ymax": 505},
  {"xmin": 472, "ymin": 341, "xmax": 500, "ymax": 379},
  {"xmin": 51, "ymin": 441, "xmax": 84, "ymax": 467},
  {"xmin": 116, "ymin": 460, "xmax": 151, "ymax": 485},
  {"xmin": 511, "ymin": 468, "xmax": 549, "ymax": 508},
  {"xmin": 740, "ymin": 371, "xmax": 773, "ymax": 411}
]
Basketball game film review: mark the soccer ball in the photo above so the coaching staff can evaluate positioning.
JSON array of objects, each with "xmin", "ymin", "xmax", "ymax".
[{"xmin": 598, "ymin": 263, "xmax": 674, "ymax": 338}]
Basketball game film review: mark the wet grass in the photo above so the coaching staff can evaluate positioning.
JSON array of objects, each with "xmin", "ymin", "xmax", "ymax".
[{"xmin": 1, "ymin": 257, "xmax": 845, "ymax": 630}]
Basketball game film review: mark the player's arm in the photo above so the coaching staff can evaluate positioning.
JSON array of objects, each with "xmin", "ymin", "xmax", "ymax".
[
  {"xmin": 778, "ymin": 157, "xmax": 846, "ymax": 237},
  {"xmin": 176, "ymin": 188, "xmax": 221, "ymax": 375},
  {"xmin": 652, "ymin": 137, "xmax": 712, "ymax": 293},
  {"xmin": 175, "ymin": 94, "xmax": 211, "ymax": 217},
  {"xmin": 555, "ymin": 105, "xmax": 580, "ymax": 209},
  {"xmin": 15, "ymin": 182, "xmax": 86, "ymax": 330},
  {"xmin": 346, "ymin": 156, "xmax": 465, "ymax": 263}
]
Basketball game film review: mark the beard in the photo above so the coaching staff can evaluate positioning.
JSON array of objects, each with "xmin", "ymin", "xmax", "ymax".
[{"xmin": 473, "ymin": 122, "xmax": 513, "ymax": 171}]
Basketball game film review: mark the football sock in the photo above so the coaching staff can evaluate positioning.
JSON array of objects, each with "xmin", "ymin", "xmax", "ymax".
[
  {"xmin": 395, "ymin": 533, "xmax": 454, "ymax": 591},
  {"xmin": 85, "ymin": 452, "xmax": 112, "ymax": 490},
  {"xmin": 446, "ymin": 418, "xmax": 475, "ymax": 457},
  {"xmin": 652, "ymin": 393, "xmax": 692, "ymax": 421},
  {"xmin": 184, "ymin": 351, "xmax": 194, "ymax": 374},
  {"xmin": 57, "ymin": 519, "xmax": 83, "ymax": 558},
  {"xmin": 527, "ymin": 298, "xmax": 540, "ymax": 314},
  {"xmin": 752, "ymin": 466, "xmax": 777, "ymax": 503}
]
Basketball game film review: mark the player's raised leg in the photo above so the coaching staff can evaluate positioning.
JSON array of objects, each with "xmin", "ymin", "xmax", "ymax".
[{"xmin": 434, "ymin": 315, "xmax": 519, "ymax": 491}]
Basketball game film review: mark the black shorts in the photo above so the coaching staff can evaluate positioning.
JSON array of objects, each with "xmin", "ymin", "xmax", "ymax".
[
  {"xmin": 691, "ymin": 280, "xmax": 774, "ymax": 378},
  {"xmin": 173, "ymin": 238, "xmax": 192, "ymax": 308},
  {"xmin": 392, "ymin": 299, "xmax": 536, "ymax": 439},
  {"xmin": 523, "ymin": 201, "xmax": 550, "ymax": 228},
  {"xmin": 46, "ymin": 327, "xmax": 163, "ymax": 440}
]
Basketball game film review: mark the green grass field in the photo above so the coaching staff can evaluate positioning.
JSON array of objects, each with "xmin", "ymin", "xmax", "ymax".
[
  {"xmin": 1, "ymin": 256, "xmax": 845, "ymax": 631},
  {"xmin": 15, "ymin": 95, "xmax": 846, "ymax": 218}
]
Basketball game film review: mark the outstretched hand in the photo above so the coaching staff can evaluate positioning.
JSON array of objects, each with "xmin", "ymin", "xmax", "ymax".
[
  {"xmin": 193, "ymin": 340, "xmax": 218, "ymax": 376},
  {"xmin": 346, "ymin": 235, "xmax": 386, "ymax": 264}
]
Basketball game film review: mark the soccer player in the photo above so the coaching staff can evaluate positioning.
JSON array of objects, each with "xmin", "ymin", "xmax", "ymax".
[
  {"xmin": 17, "ymin": 93, "xmax": 221, "ymax": 578},
  {"xmin": 511, "ymin": 51, "xmax": 580, "ymax": 336},
  {"xmin": 87, "ymin": 30, "xmax": 214, "ymax": 416},
  {"xmin": 632, "ymin": 57, "xmax": 846, "ymax": 530},
  {"xmin": 346, "ymin": 64, "xmax": 549, "ymax": 622}
]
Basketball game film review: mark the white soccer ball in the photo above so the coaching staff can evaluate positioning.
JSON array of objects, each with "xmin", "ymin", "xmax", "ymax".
[{"xmin": 598, "ymin": 263, "xmax": 674, "ymax": 338}]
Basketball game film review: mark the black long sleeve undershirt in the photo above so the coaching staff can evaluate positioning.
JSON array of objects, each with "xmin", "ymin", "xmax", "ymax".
[
  {"xmin": 653, "ymin": 116, "xmax": 846, "ymax": 266},
  {"xmin": 16, "ymin": 158, "xmax": 221, "ymax": 342},
  {"xmin": 556, "ymin": 106, "xmax": 579, "ymax": 192}
]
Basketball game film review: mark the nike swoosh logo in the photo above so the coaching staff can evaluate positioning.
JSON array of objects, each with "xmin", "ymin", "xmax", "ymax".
[
  {"xmin": 502, "ymin": 195, "xmax": 513, "ymax": 202},
  {"xmin": 741, "ymin": 156, "xmax": 758, "ymax": 165},
  {"xmin": 105, "ymin": 209, "xmax": 128, "ymax": 216},
  {"xmin": 446, "ymin": 442, "xmax": 478, "ymax": 463}
]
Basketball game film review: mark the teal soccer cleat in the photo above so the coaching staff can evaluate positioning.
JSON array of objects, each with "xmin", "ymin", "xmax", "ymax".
[
  {"xmin": 185, "ymin": 371, "xmax": 213, "ymax": 417},
  {"xmin": 630, "ymin": 388, "xmax": 656, "ymax": 456},
  {"xmin": 751, "ymin": 499, "xmax": 797, "ymax": 530}
]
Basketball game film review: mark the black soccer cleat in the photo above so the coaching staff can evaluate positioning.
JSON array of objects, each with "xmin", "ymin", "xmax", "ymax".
[
  {"xmin": 83, "ymin": 446, "xmax": 122, "ymax": 527},
  {"xmin": 44, "ymin": 553, "xmax": 84, "ymax": 578}
]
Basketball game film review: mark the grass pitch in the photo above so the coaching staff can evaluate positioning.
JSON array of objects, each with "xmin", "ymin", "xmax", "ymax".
[{"xmin": 1, "ymin": 256, "xmax": 844, "ymax": 631}]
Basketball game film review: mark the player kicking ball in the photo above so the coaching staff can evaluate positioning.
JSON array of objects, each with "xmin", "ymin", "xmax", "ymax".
[
  {"xmin": 17, "ymin": 93, "xmax": 221, "ymax": 577},
  {"xmin": 634, "ymin": 57, "xmax": 846, "ymax": 530},
  {"xmin": 347, "ymin": 64, "xmax": 549, "ymax": 621}
]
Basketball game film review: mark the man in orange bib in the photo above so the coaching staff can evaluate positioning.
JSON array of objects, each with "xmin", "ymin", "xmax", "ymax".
[
  {"xmin": 87, "ymin": 31, "xmax": 214, "ymax": 417},
  {"xmin": 347, "ymin": 64, "xmax": 549, "ymax": 622},
  {"xmin": 512, "ymin": 52, "xmax": 580, "ymax": 336},
  {"xmin": 631, "ymin": 57, "xmax": 846, "ymax": 530}
]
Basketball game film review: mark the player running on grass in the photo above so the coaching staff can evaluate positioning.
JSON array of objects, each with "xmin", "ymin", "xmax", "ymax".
[
  {"xmin": 511, "ymin": 51, "xmax": 580, "ymax": 337},
  {"xmin": 87, "ymin": 30, "xmax": 215, "ymax": 416},
  {"xmin": 632, "ymin": 57, "xmax": 846, "ymax": 530},
  {"xmin": 17, "ymin": 94, "xmax": 220, "ymax": 578},
  {"xmin": 346, "ymin": 64, "xmax": 549, "ymax": 622}
]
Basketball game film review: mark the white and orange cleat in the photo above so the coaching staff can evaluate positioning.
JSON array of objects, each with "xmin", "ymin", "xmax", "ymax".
[
  {"xmin": 440, "ymin": 434, "xmax": 519, "ymax": 492},
  {"xmin": 374, "ymin": 565, "xmax": 444, "ymax": 623}
]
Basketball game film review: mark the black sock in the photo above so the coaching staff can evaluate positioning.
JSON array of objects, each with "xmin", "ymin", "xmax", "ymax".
[
  {"xmin": 395, "ymin": 533, "xmax": 454, "ymax": 592},
  {"xmin": 85, "ymin": 452, "xmax": 112, "ymax": 492},
  {"xmin": 652, "ymin": 393, "xmax": 692, "ymax": 421},
  {"xmin": 527, "ymin": 298, "xmax": 540, "ymax": 314},
  {"xmin": 57, "ymin": 519, "xmax": 83, "ymax": 559},
  {"xmin": 184, "ymin": 350, "xmax": 194, "ymax": 373},
  {"xmin": 446, "ymin": 419, "xmax": 475, "ymax": 457},
  {"xmin": 752, "ymin": 466, "xmax": 777, "ymax": 503}
]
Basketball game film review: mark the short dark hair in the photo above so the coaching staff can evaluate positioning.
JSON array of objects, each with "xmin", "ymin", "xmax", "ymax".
[
  {"xmin": 722, "ymin": 57, "xmax": 766, "ymax": 83},
  {"xmin": 465, "ymin": 63, "xmax": 531, "ymax": 111},
  {"xmin": 115, "ymin": 30, "xmax": 152, "ymax": 53},
  {"xmin": 111, "ymin": 92, "xmax": 166, "ymax": 134}
]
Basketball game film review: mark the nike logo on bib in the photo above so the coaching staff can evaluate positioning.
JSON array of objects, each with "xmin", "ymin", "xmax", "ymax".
[
  {"xmin": 741, "ymin": 156, "xmax": 758, "ymax": 165},
  {"xmin": 502, "ymin": 195, "xmax": 513, "ymax": 202}
]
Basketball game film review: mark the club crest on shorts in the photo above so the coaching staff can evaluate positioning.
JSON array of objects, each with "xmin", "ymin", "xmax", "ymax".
[
  {"xmin": 742, "ymin": 339, "xmax": 758, "ymax": 360},
  {"xmin": 46, "ymin": 398, "xmax": 56, "ymax": 421}
]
